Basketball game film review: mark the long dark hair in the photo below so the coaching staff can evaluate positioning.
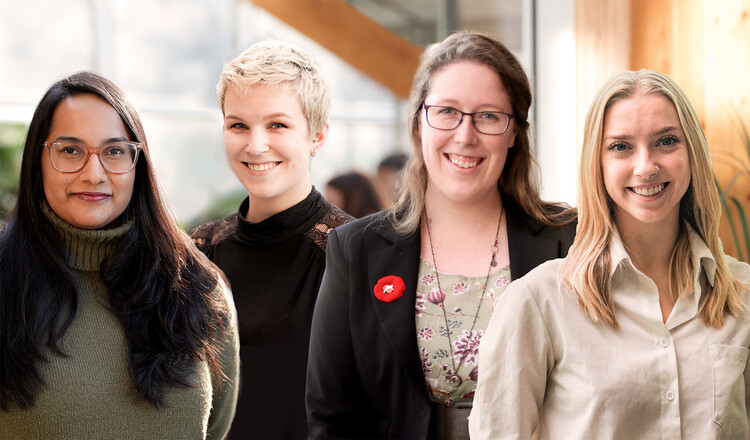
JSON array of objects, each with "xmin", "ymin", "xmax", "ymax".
[{"xmin": 0, "ymin": 71, "xmax": 230, "ymax": 410}]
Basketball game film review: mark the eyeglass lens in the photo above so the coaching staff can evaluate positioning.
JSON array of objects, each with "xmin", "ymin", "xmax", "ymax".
[
  {"xmin": 48, "ymin": 141, "xmax": 139, "ymax": 173},
  {"xmin": 425, "ymin": 106, "xmax": 510, "ymax": 135}
]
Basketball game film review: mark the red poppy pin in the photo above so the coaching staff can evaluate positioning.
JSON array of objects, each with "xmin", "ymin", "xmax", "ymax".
[{"xmin": 374, "ymin": 275, "xmax": 406, "ymax": 303}]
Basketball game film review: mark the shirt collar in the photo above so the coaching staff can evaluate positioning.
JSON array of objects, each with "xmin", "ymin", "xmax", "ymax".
[
  {"xmin": 608, "ymin": 222, "xmax": 716, "ymax": 285},
  {"xmin": 686, "ymin": 224, "xmax": 717, "ymax": 288},
  {"xmin": 608, "ymin": 222, "xmax": 717, "ymax": 328}
]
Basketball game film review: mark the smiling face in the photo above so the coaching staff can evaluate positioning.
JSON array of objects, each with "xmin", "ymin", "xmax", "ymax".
[
  {"xmin": 601, "ymin": 91, "xmax": 692, "ymax": 233},
  {"xmin": 420, "ymin": 60, "xmax": 516, "ymax": 207},
  {"xmin": 223, "ymin": 84, "xmax": 327, "ymax": 221},
  {"xmin": 41, "ymin": 94, "xmax": 136, "ymax": 230}
]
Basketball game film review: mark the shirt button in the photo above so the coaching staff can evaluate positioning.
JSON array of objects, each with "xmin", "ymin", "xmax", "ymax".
[
  {"xmin": 665, "ymin": 390, "xmax": 675, "ymax": 401},
  {"xmin": 659, "ymin": 338, "xmax": 670, "ymax": 348}
]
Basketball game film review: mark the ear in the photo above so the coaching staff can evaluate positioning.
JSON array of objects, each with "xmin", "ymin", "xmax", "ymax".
[
  {"xmin": 310, "ymin": 122, "xmax": 329, "ymax": 156},
  {"xmin": 507, "ymin": 125, "xmax": 517, "ymax": 148}
]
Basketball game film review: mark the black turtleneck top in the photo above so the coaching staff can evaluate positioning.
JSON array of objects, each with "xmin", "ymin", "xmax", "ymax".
[{"xmin": 189, "ymin": 188, "xmax": 353, "ymax": 439}]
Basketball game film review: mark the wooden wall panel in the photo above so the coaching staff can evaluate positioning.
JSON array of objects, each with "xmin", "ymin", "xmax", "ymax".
[
  {"xmin": 704, "ymin": 1, "xmax": 750, "ymax": 259},
  {"xmin": 630, "ymin": 0, "xmax": 706, "ymax": 132},
  {"xmin": 580, "ymin": 0, "xmax": 750, "ymax": 259},
  {"xmin": 575, "ymin": 0, "xmax": 630, "ymax": 148}
]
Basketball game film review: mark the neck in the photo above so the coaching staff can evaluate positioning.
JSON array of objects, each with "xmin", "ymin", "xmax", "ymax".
[
  {"xmin": 617, "ymin": 216, "xmax": 680, "ymax": 280},
  {"xmin": 423, "ymin": 184, "xmax": 502, "ymax": 225},
  {"xmin": 421, "ymin": 185, "xmax": 507, "ymax": 277},
  {"xmin": 245, "ymin": 184, "xmax": 312, "ymax": 223}
]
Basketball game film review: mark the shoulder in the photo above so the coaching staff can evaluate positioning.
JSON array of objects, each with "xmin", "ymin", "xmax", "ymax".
[
  {"xmin": 500, "ymin": 259, "xmax": 567, "ymax": 317},
  {"xmin": 726, "ymin": 256, "xmax": 750, "ymax": 284},
  {"xmin": 307, "ymin": 199, "xmax": 355, "ymax": 252},
  {"xmin": 187, "ymin": 214, "xmax": 237, "ymax": 250},
  {"xmin": 513, "ymin": 258, "xmax": 564, "ymax": 293},
  {"xmin": 316, "ymin": 197, "xmax": 356, "ymax": 229},
  {"xmin": 329, "ymin": 211, "xmax": 397, "ymax": 243},
  {"xmin": 507, "ymin": 203, "xmax": 577, "ymax": 237}
]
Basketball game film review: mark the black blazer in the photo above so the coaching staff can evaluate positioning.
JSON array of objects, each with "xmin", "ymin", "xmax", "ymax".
[{"xmin": 306, "ymin": 206, "xmax": 576, "ymax": 439}]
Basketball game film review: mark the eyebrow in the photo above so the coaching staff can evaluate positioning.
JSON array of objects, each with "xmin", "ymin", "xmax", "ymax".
[
  {"xmin": 603, "ymin": 125, "xmax": 682, "ymax": 142},
  {"xmin": 224, "ymin": 112, "xmax": 293, "ymax": 121},
  {"xmin": 53, "ymin": 135, "xmax": 129, "ymax": 144},
  {"xmin": 428, "ymin": 101, "xmax": 505, "ymax": 112},
  {"xmin": 651, "ymin": 126, "xmax": 682, "ymax": 136},
  {"xmin": 264, "ymin": 112, "xmax": 292, "ymax": 120}
]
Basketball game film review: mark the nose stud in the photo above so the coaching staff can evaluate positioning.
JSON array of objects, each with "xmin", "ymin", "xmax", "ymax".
[{"xmin": 642, "ymin": 165, "xmax": 660, "ymax": 182}]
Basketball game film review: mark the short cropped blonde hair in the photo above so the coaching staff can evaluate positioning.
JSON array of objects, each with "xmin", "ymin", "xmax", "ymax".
[{"xmin": 216, "ymin": 39, "xmax": 331, "ymax": 137}]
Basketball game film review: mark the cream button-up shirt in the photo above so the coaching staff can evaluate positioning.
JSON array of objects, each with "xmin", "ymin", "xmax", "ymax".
[{"xmin": 469, "ymin": 226, "xmax": 750, "ymax": 440}]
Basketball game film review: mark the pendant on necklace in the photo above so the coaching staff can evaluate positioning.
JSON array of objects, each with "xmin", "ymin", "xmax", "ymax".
[{"xmin": 449, "ymin": 375, "xmax": 462, "ymax": 387}]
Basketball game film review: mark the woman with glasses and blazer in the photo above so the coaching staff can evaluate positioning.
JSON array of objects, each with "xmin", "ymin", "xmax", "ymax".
[
  {"xmin": 306, "ymin": 31, "xmax": 577, "ymax": 439},
  {"xmin": 0, "ymin": 71, "xmax": 239, "ymax": 439}
]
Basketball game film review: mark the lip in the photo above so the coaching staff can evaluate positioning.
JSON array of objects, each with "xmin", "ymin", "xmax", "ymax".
[
  {"xmin": 74, "ymin": 192, "xmax": 111, "ymax": 202},
  {"xmin": 444, "ymin": 153, "xmax": 484, "ymax": 169},
  {"xmin": 244, "ymin": 161, "xmax": 281, "ymax": 172},
  {"xmin": 629, "ymin": 182, "xmax": 668, "ymax": 197}
]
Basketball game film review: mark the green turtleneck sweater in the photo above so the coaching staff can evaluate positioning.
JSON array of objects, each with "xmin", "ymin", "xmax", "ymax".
[{"xmin": 0, "ymin": 208, "xmax": 239, "ymax": 439}]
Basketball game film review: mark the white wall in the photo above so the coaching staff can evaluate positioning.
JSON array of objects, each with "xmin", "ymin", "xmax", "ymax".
[{"xmin": 534, "ymin": 0, "xmax": 578, "ymax": 206}]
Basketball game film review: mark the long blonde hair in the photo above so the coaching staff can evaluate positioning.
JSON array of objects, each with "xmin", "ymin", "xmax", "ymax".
[
  {"xmin": 391, "ymin": 31, "xmax": 575, "ymax": 234},
  {"xmin": 561, "ymin": 69, "xmax": 743, "ymax": 328}
]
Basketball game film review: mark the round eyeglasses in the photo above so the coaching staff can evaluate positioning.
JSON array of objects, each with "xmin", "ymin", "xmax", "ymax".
[
  {"xmin": 422, "ymin": 104, "xmax": 513, "ymax": 135},
  {"xmin": 43, "ymin": 140, "xmax": 143, "ymax": 174}
]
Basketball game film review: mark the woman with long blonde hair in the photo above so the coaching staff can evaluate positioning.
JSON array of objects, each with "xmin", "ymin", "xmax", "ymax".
[{"xmin": 470, "ymin": 69, "xmax": 749, "ymax": 439}]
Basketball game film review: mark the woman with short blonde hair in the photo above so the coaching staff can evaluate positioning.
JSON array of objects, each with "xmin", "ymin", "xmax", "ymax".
[{"xmin": 191, "ymin": 39, "xmax": 352, "ymax": 439}]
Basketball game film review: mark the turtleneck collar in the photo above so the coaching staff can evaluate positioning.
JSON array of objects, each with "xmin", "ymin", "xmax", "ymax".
[
  {"xmin": 235, "ymin": 188, "xmax": 326, "ymax": 246},
  {"xmin": 42, "ymin": 202, "xmax": 134, "ymax": 272}
]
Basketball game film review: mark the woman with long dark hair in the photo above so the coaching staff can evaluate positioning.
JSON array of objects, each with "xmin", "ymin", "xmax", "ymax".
[{"xmin": 0, "ymin": 71, "xmax": 239, "ymax": 439}]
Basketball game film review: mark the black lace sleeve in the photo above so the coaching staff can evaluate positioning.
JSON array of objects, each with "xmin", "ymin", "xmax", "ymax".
[
  {"xmin": 188, "ymin": 215, "xmax": 237, "ymax": 253},
  {"xmin": 306, "ymin": 204, "xmax": 354, "ymax": 252}
]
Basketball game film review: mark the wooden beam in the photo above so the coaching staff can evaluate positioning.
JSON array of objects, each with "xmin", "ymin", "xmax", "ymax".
[
  {"xmin": 249, "ymin": 0, "xmax": 423, "ymax": 99},
  {"xmin": 575, "ymin": 0, "xmax": 630, "ymax": 149}
]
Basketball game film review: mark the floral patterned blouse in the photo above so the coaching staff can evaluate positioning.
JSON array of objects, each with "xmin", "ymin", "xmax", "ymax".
[{"xmin": 415, "ymin": 258, "xmax": 511, "ymax": 405}]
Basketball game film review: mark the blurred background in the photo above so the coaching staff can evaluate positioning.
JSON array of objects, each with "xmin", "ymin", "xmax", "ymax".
[{"xmin": 0, "ymin": 0, "xmax": 748, "ymax": 260}]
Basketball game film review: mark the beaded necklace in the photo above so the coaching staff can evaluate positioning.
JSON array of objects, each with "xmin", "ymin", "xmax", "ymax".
[{"xmin": 423, "ymin": 204, "xmax": 503, "ymax": 401}]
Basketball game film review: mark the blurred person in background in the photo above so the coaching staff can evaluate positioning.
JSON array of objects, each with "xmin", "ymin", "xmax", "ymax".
[
  {"xmin": 373, "ymin": 152, "xmax": 409, "ymax": 209},
  {"xmin": 189, "ymin": 40, "xmax": 353, "ymax": 439},
  {"xmin": 325, "ymin": 171, "xmax": 383, "ymax": 218},
  {"xmin": 306, "ymin": 31, "xmax": 577, "ymax": 439},
  {"xmin": 0, "ymin": 71, "xmax": 238, "ymax": 439}
]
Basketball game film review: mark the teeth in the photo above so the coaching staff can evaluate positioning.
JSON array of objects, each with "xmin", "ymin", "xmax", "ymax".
[
  {"xmin": 447, "ymin": 154, "xmax": 480, "ymax": 169},
  {"xmin": 633, "ymin": 183, "xmax": 665, "ymax": 196},
  {"xmin": 246, "ymin": 162, "xmax": 279, "ymax": 171}
]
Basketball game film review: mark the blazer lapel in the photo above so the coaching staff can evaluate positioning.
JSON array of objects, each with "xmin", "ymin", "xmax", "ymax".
[{"xmin": 366, "ymin": 225, "xmax": 431, "ymax": 400}]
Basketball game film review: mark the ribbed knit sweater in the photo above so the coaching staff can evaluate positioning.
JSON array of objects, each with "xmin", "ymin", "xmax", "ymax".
[{"xmin": 0, "ymin": 207, "xmax": 240, "ymax": 439}]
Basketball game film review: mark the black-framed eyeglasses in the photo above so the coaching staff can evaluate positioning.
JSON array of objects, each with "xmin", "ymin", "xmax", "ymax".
[
  {"xmin": 43, "ymin": 140, "xmax": 143, "ymax": 174},
  {"xmin": 422, "ymin": 104, "xmax": 513, "ymax": 135}
]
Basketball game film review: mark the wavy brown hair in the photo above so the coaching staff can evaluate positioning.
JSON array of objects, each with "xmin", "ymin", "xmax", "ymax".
[
  {"xmin": 0, "ymin": 71, "xmax": 230, "ymax": 410},
  {"xmin": 392, "ymin": 31, "xmax": 575, "ymax": 233}
]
